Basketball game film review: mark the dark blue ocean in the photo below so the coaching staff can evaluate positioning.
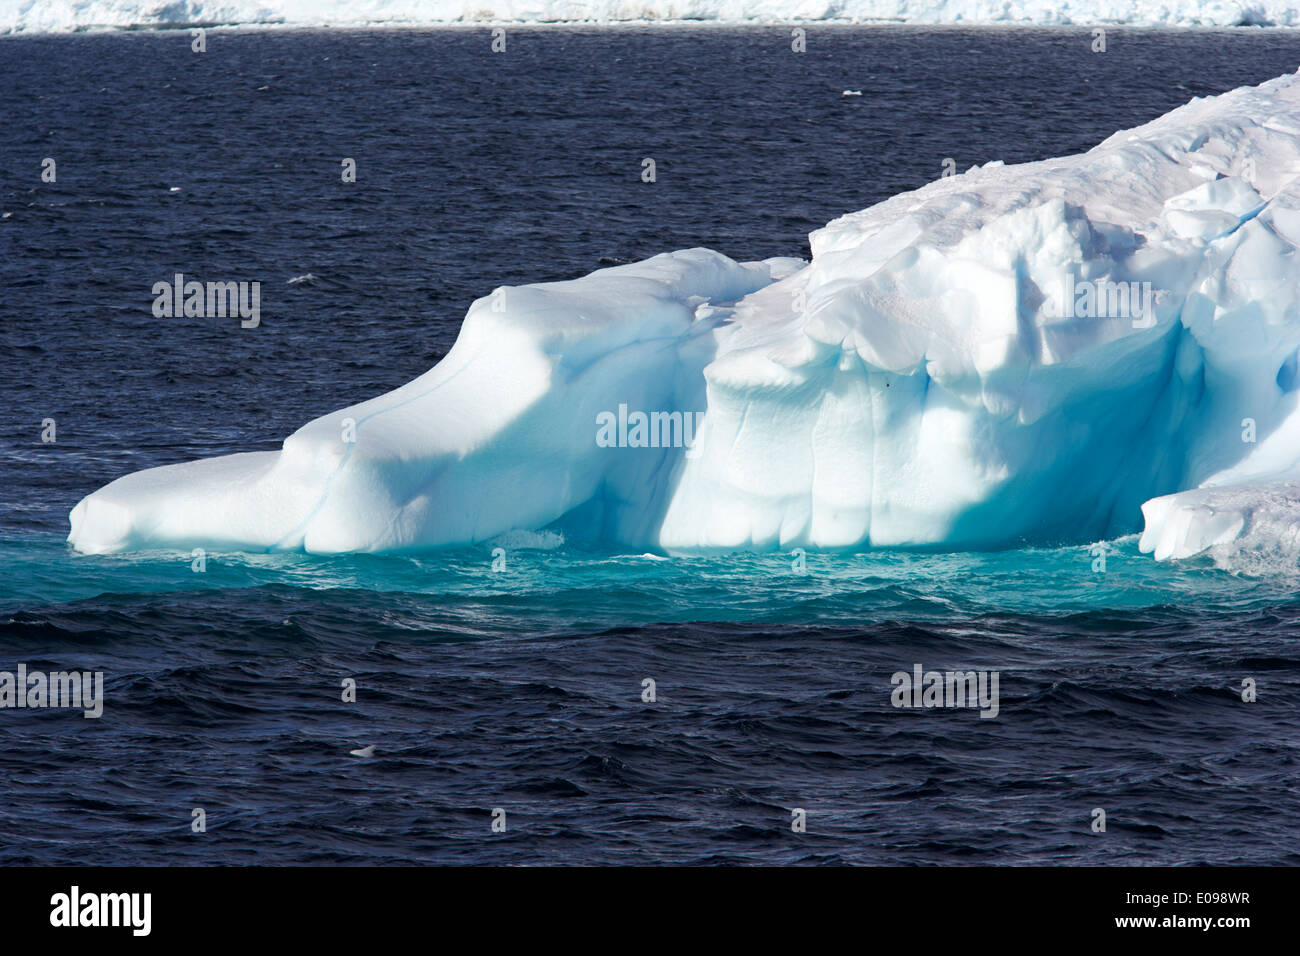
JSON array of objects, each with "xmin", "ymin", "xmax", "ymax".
[{"xmin": 2, "ymin": 25, "xmax": 1299, "ymax": 865}]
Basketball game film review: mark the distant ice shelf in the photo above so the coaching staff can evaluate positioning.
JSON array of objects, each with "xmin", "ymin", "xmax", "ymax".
[
  {"xmin": 4, "ymin": 1, "xmax": 1300, "ymax": 34},
  {"xmin": 67, "ymin": 69, "xmax": 1300, "ymax": 570}
]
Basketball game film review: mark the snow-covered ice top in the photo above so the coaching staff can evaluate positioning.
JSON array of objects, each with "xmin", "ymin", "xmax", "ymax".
[
  {"xmin": 4, "ymin": 1, "xmax": 1300, "ymax": 34},
  {"xmin": 68, "ymin": 70, "xmax": 1300, "ymax": 569}
]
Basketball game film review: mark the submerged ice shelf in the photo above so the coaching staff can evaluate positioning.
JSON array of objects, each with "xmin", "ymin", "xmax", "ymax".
[{"xmin": 70, "ymin": 71, "xmax": 1300, "ymax": 565}]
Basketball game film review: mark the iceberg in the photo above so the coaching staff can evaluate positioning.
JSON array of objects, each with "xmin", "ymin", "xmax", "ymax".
[
  {"xmin": 5, "ymin": 1, "xmax": 1300, "ymax": 34},
  {"xmin": 70, "ymin": 71, "xmax": 1300, "ymax": 562}
]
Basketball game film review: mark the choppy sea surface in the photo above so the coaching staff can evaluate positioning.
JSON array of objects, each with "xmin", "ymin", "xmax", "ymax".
[{"xmin": 1, "ymin": 25, "xmax": 1299, "ymax": 864}]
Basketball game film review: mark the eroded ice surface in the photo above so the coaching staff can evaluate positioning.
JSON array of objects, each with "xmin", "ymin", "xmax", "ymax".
[
  {"xmin": 4, "ymin": 1, "xmax": 1299, "ymax": 34},
  {"xmin": 69, "ymin": 71, "xmax": 1300, "ymax": 563}
]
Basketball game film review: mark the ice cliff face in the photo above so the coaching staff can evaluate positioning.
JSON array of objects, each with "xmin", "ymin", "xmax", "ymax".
[
  {"xmin": 69, "ymin": 71, "xmax": 1300, "ymax": 563},
  {"xmin": 4, "ymin": 1, "xmax": 1299, "ymax": 34}
]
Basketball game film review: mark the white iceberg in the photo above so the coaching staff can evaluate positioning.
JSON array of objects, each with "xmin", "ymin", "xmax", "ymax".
[
  {"xmin": 5, "ymin": 1, "xmax": 1300, "ymax": 34},
  {"xmin": 70, "ymin": 70, "xmax": 1300, "ymax": 563}
]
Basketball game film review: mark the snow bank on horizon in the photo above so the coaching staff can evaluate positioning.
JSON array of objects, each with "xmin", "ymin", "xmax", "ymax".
[
  {"xmin": 4, "ymin": 0, "xmax": 1300, "ymax": 34},
  {"xmin": 68, "ymin": 70, "xmax": 1300, "ymax": 571}
]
